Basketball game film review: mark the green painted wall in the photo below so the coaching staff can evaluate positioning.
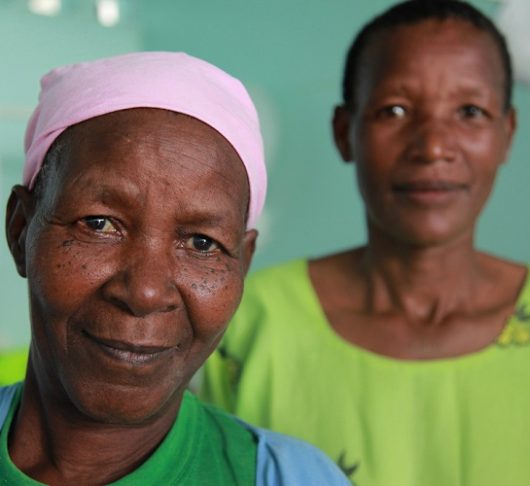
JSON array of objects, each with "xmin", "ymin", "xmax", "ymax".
[{"xmin": 1, "ymin": 0, "xmax": 529, "ymax": 348}]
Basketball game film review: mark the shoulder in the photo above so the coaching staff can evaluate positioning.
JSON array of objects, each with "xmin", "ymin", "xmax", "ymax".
[
  {"xmin": 197, "ymin": 399, "xmax": 349, "ymax": 485},
  {"xmin": 243, "ymin": 258, "xmax": 308, "ymax": 295},
  {"xmin": 244, "ymin": 423, "xmax": 350, "ymax": 486},
  {"xmin": 0, "ymin": 383, "xmax": 20, "ymax": 406},
  {"xmin": 0, "ymin": 383, "xmax": 22, "ymax": 430},
  {"xmin": 476, "ymin": 253, "xmax": 528, "ymax": 307},
  {"xmin": 223, "ymin": 258, "xmax": 312, "ymax": 344},
  {"xmin": 200, "ymin": 397, "xmax": 254, "ymax": 440}
]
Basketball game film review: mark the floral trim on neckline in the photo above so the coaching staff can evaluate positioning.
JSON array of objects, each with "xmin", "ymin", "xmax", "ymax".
[{"xmin": 497, "ymin": 304, "xmax": 530, "ymax": 347}]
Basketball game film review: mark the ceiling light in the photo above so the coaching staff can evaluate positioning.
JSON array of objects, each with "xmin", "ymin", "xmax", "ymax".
[
  {"xmin": 96, "ymin": 0, "xmax": 120, "ymax": 27},
  {"xmin": 497, "ymin": 0, "xmax": 530, "ymax": 84},
  {"xmin": 28, "ymin": 0, "xmax": 61, "ymax": 16}
]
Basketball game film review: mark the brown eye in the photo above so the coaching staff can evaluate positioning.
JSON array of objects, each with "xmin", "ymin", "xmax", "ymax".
[
  {"xmin": 377, "ymin": 105, "xmax": 407, "ymax": 119},
  {"xmin": 186, "ymin": 235, "xmax": 219, "ymax": 253},
  {"xmin": 459, "ymin": 104, "xmax": 487, "ymax": 119},
  {"xmin": 83, "ymin": 216, "xmax": 116, "ymax": 233}
]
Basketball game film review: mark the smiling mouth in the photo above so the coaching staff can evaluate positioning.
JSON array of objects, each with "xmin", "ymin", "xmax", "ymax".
[{"xmin": 83, "ymin": 331, "xmax": 178, "ymax": 366}]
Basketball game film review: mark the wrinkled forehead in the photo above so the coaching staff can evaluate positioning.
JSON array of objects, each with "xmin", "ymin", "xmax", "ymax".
[{"xmin": 37, "ymin": 109, "xmax": 251, "ymax": 219}]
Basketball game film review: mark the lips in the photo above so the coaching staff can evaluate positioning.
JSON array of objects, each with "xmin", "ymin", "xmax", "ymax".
[
  {"xmin": 392, "ymin": 180, "xmax": 467, "ymax": 205},
  {"xmin": 83, "ymin": 330, "xmax": 178, "ymax": 366},
  {"xmin": 394, "ymin": 180, "xmax": 467, "ymax": 192}
]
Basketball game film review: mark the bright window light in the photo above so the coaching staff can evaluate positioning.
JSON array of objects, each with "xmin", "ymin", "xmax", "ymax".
[
  {"xmin": 497, "ymin": 0, "xmax": 530, "ymax": 84},
  {"xmin": 28, "ymin": 0, "xmax": 61, "ymax": 16},
  {"xmin": 96, "ymin": 0, "xmax": 120, "ymax": 27}
]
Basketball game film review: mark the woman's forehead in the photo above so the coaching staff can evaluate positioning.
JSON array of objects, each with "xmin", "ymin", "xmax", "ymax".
[
  {"xmin": 47, "ymin": 109, "xmax": 250, "ymax": 217},
  {"xmin": 66, "ymin": 109, "xmax": 243, "ymax": 167},
  {"xmin": 358, "ymin": 20, "xmax": 506, "ymax": 92}
]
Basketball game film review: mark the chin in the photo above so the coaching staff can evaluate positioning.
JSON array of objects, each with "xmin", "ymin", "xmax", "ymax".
[
  {"xmin": 373, "ymin": 213, "xmax": 475, "ymax": 249},
  {"xmin": 64, "ymin": 375, "xmax": 186, "ymax": 426},
  {"xmin": 394, "ymin": 225, "xmax": 473, "ymax": 249}
]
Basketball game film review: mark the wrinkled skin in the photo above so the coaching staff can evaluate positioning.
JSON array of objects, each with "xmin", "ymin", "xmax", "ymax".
[{"xmin": 5, "ymin": 108, "xmax": 256, "ymax": 483}]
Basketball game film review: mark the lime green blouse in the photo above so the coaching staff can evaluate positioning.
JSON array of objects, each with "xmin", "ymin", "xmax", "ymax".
[{"xmin": 202, "ymin": 259, "xmax": 530, "ymax": 486}]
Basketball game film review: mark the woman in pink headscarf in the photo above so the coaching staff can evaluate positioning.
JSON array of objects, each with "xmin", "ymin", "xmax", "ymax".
[{"xmin": 0, "ymin": 52, "xmax": 348, "ymax": 485}]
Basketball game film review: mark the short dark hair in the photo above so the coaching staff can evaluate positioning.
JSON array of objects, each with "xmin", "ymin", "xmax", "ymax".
[
  {"xmin": 31, "ymin": 135, "xmax": 66, "ymax": 202},
  {"xmin": 342, "ymin": 0, "xmax": 513, "ymax": 111}
]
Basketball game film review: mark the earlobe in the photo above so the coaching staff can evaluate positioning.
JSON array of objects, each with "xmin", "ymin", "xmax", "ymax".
[
  {"xmin": 332, "ymin": 105, "xmax": 355, "ymax": 162},
  {"xmin": 5, "ymin": 185, "xmax": 35, "ymax": 278},
  {"xmin": 241, "ymin": 229, "xmax": 258, "ymax": 276}
]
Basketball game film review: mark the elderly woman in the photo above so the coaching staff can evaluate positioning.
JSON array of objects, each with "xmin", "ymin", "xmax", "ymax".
[
  {"xmin": 0, "ymin": 52, "xmax": 348, "ymax": 485},
  {"xmin": 202, "ymin": 1, "xmax": 530, "ymax": 485}
]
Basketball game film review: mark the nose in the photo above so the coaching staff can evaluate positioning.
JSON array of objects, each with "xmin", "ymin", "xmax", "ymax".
[
  {"xmin": 102, "ymin": 240, "xmax": 180, "ymax": 317},
  {"xmin": 408, "ymin": 116, "xmax": 456, "ymax": 164}
]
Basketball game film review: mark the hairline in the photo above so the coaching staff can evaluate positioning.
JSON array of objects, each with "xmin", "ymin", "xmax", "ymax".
[{"xmin": 342, "ymin": 1, "xmax": 514, "ymax": 112}]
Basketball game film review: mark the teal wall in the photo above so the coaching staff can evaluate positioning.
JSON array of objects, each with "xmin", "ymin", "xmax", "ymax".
[
  {"xmin": 0, "ymin": 1, "xmax": 141, "ymax": 347},
  {"xmin": 138, "ymin": 0, "xmax": 530, "ymax": 268},
  {"xmin": 1, "ymin": 0, "xmax": 529, "ymax": 347}
]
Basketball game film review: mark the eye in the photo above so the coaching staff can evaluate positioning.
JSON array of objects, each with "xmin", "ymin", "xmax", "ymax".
[
  {"xmin": 185, "ymin": 235, "xmax": 220, "ymax": 253},
  {"xmin": 459, "ymin": 104, "xmax": 488, "ymax": 119},
  {"xmin": 81, "ymin": 216, "xmax": 117, "ymax": 234},
  {"xmin": 377, "ymin": 104, "xmax": 407, "ymax": 119}
]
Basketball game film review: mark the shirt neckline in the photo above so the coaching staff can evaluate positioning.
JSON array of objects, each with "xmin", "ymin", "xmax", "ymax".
[
  {"xmin": 298, "ymin": 258, "xmax": 530, "ymax": 368},
  {"xmin": 0, "ymin": 386, "xmax": 201, "ymax": 484}
]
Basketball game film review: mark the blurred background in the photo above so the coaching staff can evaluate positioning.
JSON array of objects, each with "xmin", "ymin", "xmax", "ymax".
[{"xmin": 1, "ymin": 0, "xmax": 529, "ymax": 348}]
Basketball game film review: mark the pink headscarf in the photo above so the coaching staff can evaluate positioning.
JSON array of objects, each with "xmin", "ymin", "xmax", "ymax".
[{"xmin": 23, "ymin": 51, "xmax": 266, "ymax": 228}]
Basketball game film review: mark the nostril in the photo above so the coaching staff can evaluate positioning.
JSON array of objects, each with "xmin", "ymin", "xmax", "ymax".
[
  {"xmin": 108, "ymin": 295, "xmax": 133, "ymax": 314},
  {"xmin": 161, "ymin": 303, "xmax": 178, "ymax": 313}
]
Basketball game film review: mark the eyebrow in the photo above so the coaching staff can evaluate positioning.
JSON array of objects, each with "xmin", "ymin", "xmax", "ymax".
[
  {"xmin": 371, "ymin": 80, "xmax": 500, "ymax": 102},
  {"xmin": 74, "ymin": 180, "xmax": 244, "ymax": 227}
]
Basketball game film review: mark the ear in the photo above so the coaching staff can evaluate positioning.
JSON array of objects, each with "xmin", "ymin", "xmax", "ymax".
[
  {"xmin": 332, "ymin": 105, "xmax": 355, "ymax": 162},
  {"xmin": 506, "ymin": 107, "xmax": 517, "ymax": 151},
  {"xmin": 241, "ymin": 229, "xmax": 258, "ymax": 275},
  {"xmin": 5, "ymin": 185, "xmax": 36, "ymax": 278},
  {"xmin": 502, "ymin": 107, "xmax": 517, "ymax": 163}
]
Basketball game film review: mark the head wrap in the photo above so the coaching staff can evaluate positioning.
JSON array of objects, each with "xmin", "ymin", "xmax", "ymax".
[{"xmin": 23, "ymin": 51, "xmax": 266, "ymax": 228}]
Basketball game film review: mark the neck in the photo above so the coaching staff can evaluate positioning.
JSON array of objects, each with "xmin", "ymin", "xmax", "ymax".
[
  {"xmin": 359, "ymin": 226, "xmax": 482, "ymax": 326},
  {"xmin": 9, "ymin": 366, "xmax": 182, "ymax": 484}
]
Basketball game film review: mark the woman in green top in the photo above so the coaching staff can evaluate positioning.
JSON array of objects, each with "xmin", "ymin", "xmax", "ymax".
[
  {"xmin": 202, "ymin": 1, "xmax": 530, "ymax": 485},
  {"xmin": 0, "ymin": 52, "xmax": 349, "ymax": 485}
]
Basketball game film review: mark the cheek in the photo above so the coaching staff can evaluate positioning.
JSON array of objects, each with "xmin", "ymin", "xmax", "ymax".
[
  {"xmin": 464, "ymin": 131, "xmax": 506, "ymax": 195},
  {"xmin": 178, "ymin": 257, "xmax": 244, "ymax": 339},
  {"xmin": 354, "ymin": 153, "xmax": 392, "ymax": 208},
  {"xmin": 26, "ymin": 233, "xmax": 116, "ymax": 320}
]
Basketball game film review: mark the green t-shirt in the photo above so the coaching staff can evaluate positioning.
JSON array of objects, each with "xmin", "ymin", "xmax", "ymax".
[
  {"xmin": 0, "ymin": 385, "xmax": 257, "ymax": 485},
  {"xmin": 202, "ymin": 259, "xmax": 530, "ymax": 486}
]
